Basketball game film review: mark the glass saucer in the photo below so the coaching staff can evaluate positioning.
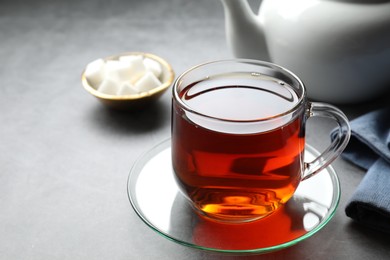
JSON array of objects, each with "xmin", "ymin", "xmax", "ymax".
[{"xmin": 127, "ymin": 139, "xmax": 340, "ymax": 255}]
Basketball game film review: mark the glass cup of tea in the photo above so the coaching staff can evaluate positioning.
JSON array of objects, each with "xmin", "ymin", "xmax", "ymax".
[{"xmin": 171, "ymin": 59, "xmax": 350, "ymax": 223}]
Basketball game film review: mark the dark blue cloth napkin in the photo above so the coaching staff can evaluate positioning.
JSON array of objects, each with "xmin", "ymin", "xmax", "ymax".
[{"xmin": 335, "ymin": 107, "xmax": 390, "ymax": 232}]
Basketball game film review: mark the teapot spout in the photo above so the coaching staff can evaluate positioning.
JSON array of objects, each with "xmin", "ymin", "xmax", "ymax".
[{"xmin": 220, "ymin": 0, "xmax": 270, "ymax": 61}]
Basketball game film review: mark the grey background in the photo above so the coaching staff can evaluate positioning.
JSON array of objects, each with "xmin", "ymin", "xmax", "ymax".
[{"xmin": 1, "ymin": 0, "xmax": 390, "ymax": 259}]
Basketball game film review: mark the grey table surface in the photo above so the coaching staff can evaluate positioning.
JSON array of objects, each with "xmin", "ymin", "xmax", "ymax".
[{"xmin": 1, "ymin": 0, "xmax": 390, "ymax": 259}]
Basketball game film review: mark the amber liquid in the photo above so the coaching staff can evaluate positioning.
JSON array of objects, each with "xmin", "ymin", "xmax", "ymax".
[{"xmin": 172, "ymin": 73, "xmax": 305, "ymax": 222}]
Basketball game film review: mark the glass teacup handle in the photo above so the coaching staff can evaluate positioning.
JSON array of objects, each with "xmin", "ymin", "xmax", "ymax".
[{"xmin": 302, "ymin": 102, "xmax": 351, "ymax": 181}]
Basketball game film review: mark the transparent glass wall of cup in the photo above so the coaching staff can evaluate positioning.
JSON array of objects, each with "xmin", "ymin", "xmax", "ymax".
[{"xmin": 171, "ymin": 60, "xmax": 350, "ymax": 223}]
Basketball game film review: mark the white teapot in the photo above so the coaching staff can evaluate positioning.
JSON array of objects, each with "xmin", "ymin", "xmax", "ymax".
[{"xmin": 220, "ymin": 0, "xmax": 390, "ymax": 103}]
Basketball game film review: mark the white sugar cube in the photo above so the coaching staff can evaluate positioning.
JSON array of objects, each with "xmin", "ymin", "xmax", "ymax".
[
  {"xmin": 104, "ymin": 60, "xmax": 125, "ymax": 82},
  {"xmin": 134, "ymin": 71, "xmax": 162, "ymax": 93},
  {"xmin": 128, "ymin": 58, "xmax": 147, "ymax": 83},
  {"xmin": 97, "ymin": 78, "xmax": 118, "ymax": 95},
  {"xmin": 106, "ymin": 55, "xmax": 146, "ymax": 83},
  {"xmin": 143, "ymin": 58, "xmax": 162, "ymax": 78},
  {"xmin": 117, "ymin": 82, "xmax": 138, "ymax": 95},
  {"xmin": 119, "ymin": 55, "xmax": 143, "ymax": 63},
  {"xmin": 84, "ymin": 59, "xmax": 106, "ymax": 88}
]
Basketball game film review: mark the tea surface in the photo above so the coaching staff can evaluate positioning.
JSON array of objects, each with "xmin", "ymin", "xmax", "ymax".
[{"xmin": 181, "ymin": 72, "xmax": 298, "ymax": 121}]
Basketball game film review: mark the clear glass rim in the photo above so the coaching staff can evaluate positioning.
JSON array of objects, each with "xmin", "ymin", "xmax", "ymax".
[{"xmin": 173, "ymin": 59, "xmax": 307, "ymax": 123}]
